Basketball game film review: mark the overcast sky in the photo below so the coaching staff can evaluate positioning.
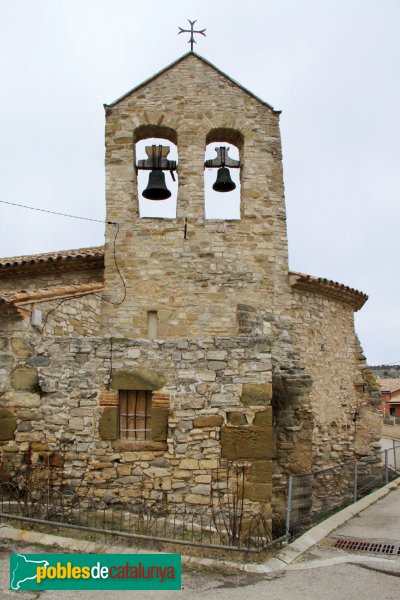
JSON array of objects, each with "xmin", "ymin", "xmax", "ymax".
[{"xmin": 0, "ymin": 0, "xmax": 399, "ymax": 365}]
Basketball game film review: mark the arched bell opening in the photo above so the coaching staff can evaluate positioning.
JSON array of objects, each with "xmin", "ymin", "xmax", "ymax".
[
  {"xmin": 204, "ymin": 129, "xmax": 243, "ymax": 220},
  {"xmin": 134, "ymin": 128, "xmax": 178, "ymax": 219}
]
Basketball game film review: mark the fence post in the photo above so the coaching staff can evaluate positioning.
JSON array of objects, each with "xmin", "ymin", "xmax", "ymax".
[
  {"xmin": 393, "ymin": 440, "xmax": 398, "ymax": 474},
  {"xmin": 285, "ymin": 475, "xmax": 293, "ymax": 538},
  {"xmin": 353, "ymin": 461, "xmax": 358, "ymax": 502},
  {"xmin": 384, "ymin": 449, "xmax": 389, "ymax": 484}
]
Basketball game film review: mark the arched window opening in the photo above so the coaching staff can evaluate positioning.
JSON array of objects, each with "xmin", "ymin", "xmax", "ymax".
[
  {"xmin": 204, "ymin": 141, "xmax": 241, "ymax": 220},
  {"xmin": 135, "ymin": 136, "xmax": 178, "ymax": 218}
]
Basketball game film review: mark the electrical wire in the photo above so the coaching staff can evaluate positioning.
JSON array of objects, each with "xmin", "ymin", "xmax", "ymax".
[
  {"xmin": 0, "ymin": 198, "xmax": 190, "ymax": 238},
  {"xmin": 42, "ymin": 296, "xmax": 75, "ymax": 331},
  {"xmin": 0, "ymin": 199, "xmax": 127, "ymax": 305},
  {"xmin": 99, "ymin": 224, "xmax": 127, "ymax": 306},
  {"xmin": 13, "ymin": 216, "xmax": 127, "ymax": 331},
  {"xmin": 0, "ymin": 199, "xmax": 117, "ymax": 225},
  {"xmin": 108, "ymin": 337, "xmax": 114, "ymax": 390},
  {"xmin": 0, "ymin": 199, "xmax": 184, "ymax": 232},
  {"xmin": 41, "ymin": 225, "xmax": 127, "ymax": 327}
]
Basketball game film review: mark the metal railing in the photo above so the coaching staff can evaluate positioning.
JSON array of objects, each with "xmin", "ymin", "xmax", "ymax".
[
  {"xmin": 383, "ymin": 416, "xmax": 400, "ymax": 426},
  {"xmin": 285, "ymin": 444, "xmax": 400, "ymax": 539},
  {"xmin": 4, "ymin": 444, "xmax": 398, "ymax": 553},
  {"xmin": 0, "ymin": 480, "xmax": 278, "ymax": 553}
]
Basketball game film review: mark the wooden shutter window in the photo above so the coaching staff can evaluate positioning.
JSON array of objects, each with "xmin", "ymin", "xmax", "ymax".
[{"xmin": 119, "ymin": 390, "xmax": 152, "ymax": 440}]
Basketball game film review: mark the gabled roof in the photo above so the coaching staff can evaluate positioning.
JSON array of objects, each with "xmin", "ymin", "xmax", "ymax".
[{"xmin": 106, "ymin": 52, "xmax": 278, "ymax": 112}]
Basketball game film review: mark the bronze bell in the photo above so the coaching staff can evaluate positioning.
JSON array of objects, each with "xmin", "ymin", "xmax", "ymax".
[
  {"xmin": 212, "ymin": 167, "xmax": 236, "ymax": 193},
  {"xmin": 142, "ymin": 170, "xmax": 172, "ymax": 200}
]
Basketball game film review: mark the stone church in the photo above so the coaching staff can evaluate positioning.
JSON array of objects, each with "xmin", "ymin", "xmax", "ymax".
[{"xmin": 0, "ymin": 52, "xmax": 381, "ymax": 522}]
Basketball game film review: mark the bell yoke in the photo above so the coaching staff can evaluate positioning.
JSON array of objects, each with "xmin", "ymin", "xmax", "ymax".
[{"xmin": 136, "ymin": 143, "xmax": 239, "ymax": 201}]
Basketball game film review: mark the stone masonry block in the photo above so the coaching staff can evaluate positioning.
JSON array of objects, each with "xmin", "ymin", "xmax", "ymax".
[
  {"xmin": 221, "ymin": 426, "xmax": 274, "ymax": 459},
  {"xmin": 151, "ymin": 406, "xmax": 169, "ymax": 442},
  {"xmin": 185, "ymin": 494, "xmax": 209, "ymax": 505},
  {"xmin": 11, "ymin": 338, "xmax": 33, "ymax": 358},
  {"xmin": 0, "ymin": 408, "xmax": 17, "ymax": 441},
  {"xmin": 10, "ymin": 367, "xmax": 39, "ymax": 392},
  {"xmin": 110, "ymin": 368, "xmax": 166, "ymax": 391},
  {"xmin": 243, "ymin": 482, "xmax": 272, "ymax": 502},
  {"xmin": 99, "ymin": 406, "xmax": 118, "ymax": 440},
  {"xmin": 0, "ymin": 355, "xmax": 14, "ymax": 367},
  {"xmin": 247, "ymin": 460, "xmax": 273, "ymax": 483},
  {"xmin": 253, "ymin": 408, "xmax": 272, "ymax": 428},
  {"xmin": 241, "ymin": 383, "xmax": 272, "ymax": 406},
  {"xmin": 6, "ymin": 392, "xmax": 41, "ymax": 408},
  {"xmin": 193, "ymin": 415, "xmax": 223, "ymax": 428},
  {"xmin": 227, "ymin": 411, "xmax": 248, "ymax": 426}
]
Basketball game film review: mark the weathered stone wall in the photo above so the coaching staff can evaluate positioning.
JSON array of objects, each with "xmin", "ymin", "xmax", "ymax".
[
  {"xmin": 0, "ymin": 294, "xmax": 101, "ymax": 339},
  {"xmin": 0, "ymin": 334, "xmax": 275, "ymax": 514},
  {"xmin": 36, "ymin": 295, "xmax": 102, "ymax": 337},
  {"xmin": 102, "ymin": 53, "xmax": 291, "ymax": 338},
  {"xmin": 290, "ymin": 288, "xmax": 381, "ymax": 468},
  {"xmin": 0, "ymin": 262, "xmax": 103, "ymax": 293},
  {"xmin": 0, "ymin": 305, "xmax": 27, "ymax": 335}
]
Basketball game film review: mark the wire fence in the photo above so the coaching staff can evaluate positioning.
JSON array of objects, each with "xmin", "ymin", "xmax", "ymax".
[
  {"xmin": 1, "ymin": 443, "xmax": 399, "ymax": 553},
  {"xmin": 383, "ymin": 417, "xmax": 400, "ymax": 425},
  {"xmin": 285, "ymin": 443, "xmax": 400, "ymax": 539},
  {"xmin": 0, "ymin": 468, "xmax": 279, "ymax": 554}
]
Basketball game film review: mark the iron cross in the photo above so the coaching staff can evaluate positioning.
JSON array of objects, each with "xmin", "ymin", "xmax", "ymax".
[{"xmin": 178, "ymin": 19, "xmax": 206, "ymax": 51}]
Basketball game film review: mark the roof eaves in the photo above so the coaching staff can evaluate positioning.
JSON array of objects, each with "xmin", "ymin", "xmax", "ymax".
[
  {"xmin": 289, "ymin": 270, "xmax": 368, "ymax": 312},
  {"xmin": 105, "ymin": 52, "xmax": 278, "ymax": 112},
  {"xmin": 0, "ymin": 246, "xmax": 105, "ymax": 269},
  {"xmin": 0, "ymin": 282, "xmax": 105, "ymax": 306}
]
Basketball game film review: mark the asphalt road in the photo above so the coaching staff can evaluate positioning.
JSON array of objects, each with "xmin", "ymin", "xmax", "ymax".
[
  {"xmin": 1, "ymin": 539, "xmax": 399, "ymax": 600},
  {"xmin": 1, "ymin": 460, "xmax": 399, "ymax": 599}
]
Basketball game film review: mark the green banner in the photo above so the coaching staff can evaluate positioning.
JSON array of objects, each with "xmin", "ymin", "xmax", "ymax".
[{"xmin": 10, "ymin": 553, "xmax": 181, "ymax": 590}]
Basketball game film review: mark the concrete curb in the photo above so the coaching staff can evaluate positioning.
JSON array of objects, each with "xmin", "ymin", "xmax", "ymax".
[
  {"xmin": 1, "ymin": 477, "xmax": 399, "ymax": 576},
  {"xmin": 0, "ymin": 524, "xmax": 247, "ymax": 574},
  {"xmin": 261, "ymin": 477, "xmax": 400, "ymax": 573}
]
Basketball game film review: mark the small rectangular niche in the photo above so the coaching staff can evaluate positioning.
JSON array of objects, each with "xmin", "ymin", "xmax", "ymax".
[{"xmin": 147, "ymin": 311, "xmax": 158, "ymax": 340}]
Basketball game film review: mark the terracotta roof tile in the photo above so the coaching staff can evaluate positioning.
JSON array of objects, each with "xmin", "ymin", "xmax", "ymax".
[
  {"xmin": 0, "ymin": 282, "xmax": 105, "ymax": 308},
  {"xmin": 289, "ymin": 271, "xmax": 368, "ymax": 311},
  {"xmin": 0, "ymin": 246, "xmax": 104, "ymax": 269},
  {"xmin": 377, "ymin": 378, "xmax": 400, "ymax": 393},
  {"xmin": 0, "ymin": 247, "xmax": 367, "ymax": 312}
]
